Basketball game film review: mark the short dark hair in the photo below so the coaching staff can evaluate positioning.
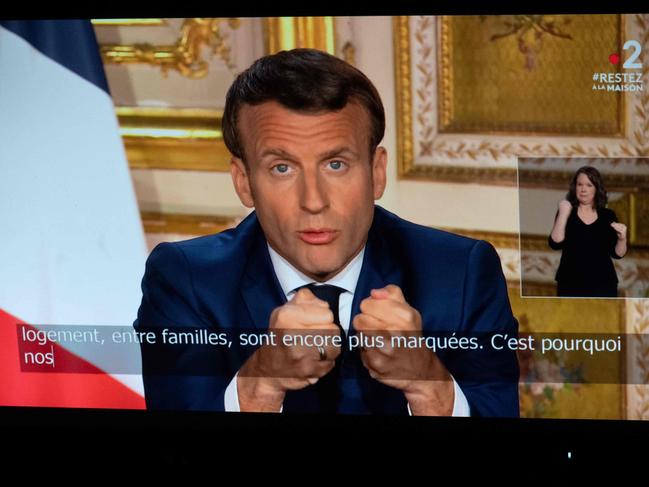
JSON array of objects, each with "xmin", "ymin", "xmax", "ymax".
[
  {"xmin": 221, "ymin": 48, "xmax": 385, "ymax": 163},
  {"xmin": 567, "ymin": 166, "xmax": 608, "ymax": 209}
]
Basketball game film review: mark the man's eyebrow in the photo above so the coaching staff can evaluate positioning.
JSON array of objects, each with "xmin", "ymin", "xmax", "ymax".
[
  {"xmin": 259, "ymin": 148, "xmax": 298, "ymax": 160},
  {"xmin": 258, "ymin": 147, "xmax": 359, "ymax": 161},
  {"xmin": 316, "ymin": 147, "xmax": 359, "ymax": 160}
]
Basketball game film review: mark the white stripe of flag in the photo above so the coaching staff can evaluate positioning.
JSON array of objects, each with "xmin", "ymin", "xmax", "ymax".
[{"xmin": 0, "ymin": 20, "xmax": 147, "ymax": 408}]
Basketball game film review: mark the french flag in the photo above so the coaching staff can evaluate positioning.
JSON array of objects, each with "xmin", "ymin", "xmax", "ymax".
[{"xmin": 0, "ymin": 20, "xmax": 147, "ymax": 409}]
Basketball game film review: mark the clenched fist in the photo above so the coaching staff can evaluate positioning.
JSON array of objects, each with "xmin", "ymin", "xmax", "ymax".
[
  {"xmin": 611, "ymin": 222, "xmax": 627, "ymax": 241},
  {"xmin": 237, "ymin": 288, "xmax": 341, "ymax": 412},
  {"xmin": 558, "ymin": 199, "xmax": 573, "ymax": 216},
  {"xmin": 353, "ymin": 284, "xmax": 454, "ymax": 416}
]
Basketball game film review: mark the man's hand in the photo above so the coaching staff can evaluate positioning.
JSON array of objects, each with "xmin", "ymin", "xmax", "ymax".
[
  {"xmin": 237, "ymin": 288, "xmax": 341, "ymax": 412},
  {"xmin": 353, "ymin": 284, "xmax": 454, "ymax": 416}
]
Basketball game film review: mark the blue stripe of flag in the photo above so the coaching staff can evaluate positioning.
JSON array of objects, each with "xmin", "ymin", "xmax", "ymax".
[{"xmin": 0, "ymin": 19, "xmax": 109, "ymax": 94}]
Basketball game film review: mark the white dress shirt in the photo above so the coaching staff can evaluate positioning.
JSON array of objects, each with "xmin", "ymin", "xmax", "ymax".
[{"xmin": 224, "ymin": 243, "xmax": 470, "ymax": 416}]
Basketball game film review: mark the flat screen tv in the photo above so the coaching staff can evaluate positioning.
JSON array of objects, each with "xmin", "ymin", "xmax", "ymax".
[{"xmin": 2, "ymin": 2, "xmax": 648, "ymax": 468}]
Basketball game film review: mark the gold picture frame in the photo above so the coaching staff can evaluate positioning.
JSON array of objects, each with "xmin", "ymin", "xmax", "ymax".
[
  {"xmin": 118, "ymin": 107, "xmax": 230, "ymax": 172},
  {"xmin": 393, "ymin": 15, "xmax": 649, "ymax": 186}
]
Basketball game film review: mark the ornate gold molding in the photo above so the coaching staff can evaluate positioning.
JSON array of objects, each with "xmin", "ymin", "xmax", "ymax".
[
  {"xmin": 342, "ymin": 41, "xmax": 356, "ymax": 66},
  {"xmin": 264, "ymin": 17, "xmax": 335, "ymax": 55},
  {"xmin": 118, "ymin": 107, "xmax": 230, "ymax": 171},
  {"xmin": 394, "ymin": 14, "xmax": 649, "ymax": 185},
  {"xmin": 405, "ymin": 163, "xmax": 518, "ymax": 186},
  {"xmin": 520, "ymin": 233, "xmax": 557, "ymax": 252},
  {"xmin": 99, "ymin": 18, "xmax": 240, "ymax": 78},
  {"xmin": 393, "ymin": 16, "xmax": 415, "ymax": 183},
  {"xmin": 440, "ymin": 227, "xmax": 519, "ymax": 249},
  {"xmin": 141, "ymin": 211, "xmax": 238, "ymax": 235},
  {"xmin": 394, "ymin": 16, "xmax": 524, "ymax": 185},
  {"xmin": 626, "ymin": 300, "xmax": 649, "ymax": 419},
  {"xmin": 438, "ymin": 15, "xmax": 625, "ymax": 136},
  {"xmin": 609, "ymin": 191, "xmax": 649, "ymax": 247},
  {"xmin": 520, "ymin": 282, "xmax": 557, "ymax": 296}
]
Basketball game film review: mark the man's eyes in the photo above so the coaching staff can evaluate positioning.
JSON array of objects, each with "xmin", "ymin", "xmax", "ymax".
[
  {"xmin": 326, "ymin": 160, "xmax": 347, "ymax": 171},
  {"xmin": 269, "ymin": 160, "xmax": 348, "ymax": 175},
  {"xmin": 270, "ymin": 163, "xmax": 292, "ymax": 175}
]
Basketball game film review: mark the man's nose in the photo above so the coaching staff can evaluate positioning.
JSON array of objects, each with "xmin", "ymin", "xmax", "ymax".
[{"xmin": 299, "ymin": 170, "xmax": 329, "ymax": 213}]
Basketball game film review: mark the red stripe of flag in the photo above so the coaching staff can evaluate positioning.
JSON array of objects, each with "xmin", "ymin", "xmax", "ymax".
[{"xmin": 0, "ymin": 307, "xmax": 145, "ymax": 409}]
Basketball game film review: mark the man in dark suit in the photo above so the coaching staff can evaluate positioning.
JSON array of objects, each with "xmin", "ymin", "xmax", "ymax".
[{"xmin": 134, "ymin": 48, "xmax": 519, "ymax": 416}]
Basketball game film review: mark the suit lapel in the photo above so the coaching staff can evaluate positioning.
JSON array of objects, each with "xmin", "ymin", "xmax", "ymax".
[
  {"xmin": 350, "ymin": 211, "xmax": 403, "ymax": 325},
  {"xmin": 240, "ymin": 219, "xmax": 287, "ymax": 330},
  {"xmin": 348, "ymin": 209, "xmax": 409, "ymax": 415}
]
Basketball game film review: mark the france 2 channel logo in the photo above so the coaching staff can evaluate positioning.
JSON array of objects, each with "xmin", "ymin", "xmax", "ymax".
[{"xmin": 592, "ymin": 40, "xmax": 644, "ymax": 92}]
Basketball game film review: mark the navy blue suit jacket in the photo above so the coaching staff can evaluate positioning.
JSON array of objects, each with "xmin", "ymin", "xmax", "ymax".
[{"xmin": 134, "ymin": 206, "xmax": 519, "ymax": 416}]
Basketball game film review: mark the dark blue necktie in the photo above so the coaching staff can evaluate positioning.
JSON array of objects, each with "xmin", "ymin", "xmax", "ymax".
[
  {"xmin": 301, "ymin": 283, "xmax": 346, "ymax": 354},
  {"xmin": 304, "ymin": 283, "xmax": 345, "ymax": 331},
  {"xmin": 295, "ymin": 283, "xmax": 346, "ymax": 411}
]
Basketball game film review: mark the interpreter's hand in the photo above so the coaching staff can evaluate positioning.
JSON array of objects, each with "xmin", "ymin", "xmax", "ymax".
[
  {"xmin": 237, "ymin": 288, "xmax": 341, "ymax": 412},
  {"xmin": 611, "ymin": 222, "xmax": 627, "ymax": 241},
  {"xmin": 558, "ymin": 199, "xmax": 572, "ymax": 216},
  {"xmin": 353, "ymin": 284, "xmax": 454, "ymax": 416}
]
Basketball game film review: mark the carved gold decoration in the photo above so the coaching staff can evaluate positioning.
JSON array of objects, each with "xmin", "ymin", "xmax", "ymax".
[
  {"xmin": 100, "ymin": 18, "xmax": 240, "ymax": 78},
  {"xmin": 414, "ymin": 16, "xmax": 437, "ymax": 156},
  {"xmin": 394, "ymin": 14, "xmax": 649, "ymax": 185},
  {"xmin": 634, "ymin": 15, "xmax": 649, "ymax": 155},
  {"xmin": 394, "ymin": 16, "xmax": 415, "ymax": 183},
  {"xmin": 342, "ymin": 41, "xmax": 356, "ymax": 66},
  {"xmin": 608, "ymin": 191, "xmax": 649, "ymax": 247},
  {"xmin": 617, "ymin": 264, "xmax": 649, "ymax": 296},
  {"xmin": 141, "ymin": 211, "xmax": 238, "ymax": 236},
  {"xmin": 626, "ymin": 300, "xmax": 649, "ymax": 419},
  {"xmin": 480, "ymin": 15, "xmax": 574, "ymax": 71},
  {"xmin": 440, "ymin": 227, "xmax": 519, "ymax": 250},
  {"xmin": 439, "ymin": 15, "xmax": 623, "ymax": 135},
  {"xmin": 118, "ymin": 107, "xmax": 230, "ymax": 171},
  {"xmin": 264, "ymin": 17, "xmax": 335, "ymax": 55}
]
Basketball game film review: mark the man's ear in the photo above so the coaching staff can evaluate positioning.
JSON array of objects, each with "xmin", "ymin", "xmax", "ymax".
[
  {"xmin": 230, "ymin": 157, "xmax": 255, "ymax": 208},
  {"xmin": 372, "ymin": 146, "xmax": 388, "ymax": 200}
]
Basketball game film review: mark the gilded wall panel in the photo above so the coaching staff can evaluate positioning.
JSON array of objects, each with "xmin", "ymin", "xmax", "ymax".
[{"xmin": 394, "ymin": 14, "xmax": 649, "ymax": 185}]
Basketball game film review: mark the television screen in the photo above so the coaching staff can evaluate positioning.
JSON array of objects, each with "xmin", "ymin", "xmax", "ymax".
[{"xmin": 2, "ymin": 5, "xmax": 648, "ymax": 466}]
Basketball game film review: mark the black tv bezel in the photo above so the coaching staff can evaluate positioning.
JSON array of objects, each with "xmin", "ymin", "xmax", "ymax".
[{"xmin": 2, "ymin": 0, "xmax": 648, "ymax": 469}]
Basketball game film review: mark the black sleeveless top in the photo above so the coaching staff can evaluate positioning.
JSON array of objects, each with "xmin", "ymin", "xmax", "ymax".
[{"xmin": 548, "ymin": 207, "xmax": 622, "ymax": 285}]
